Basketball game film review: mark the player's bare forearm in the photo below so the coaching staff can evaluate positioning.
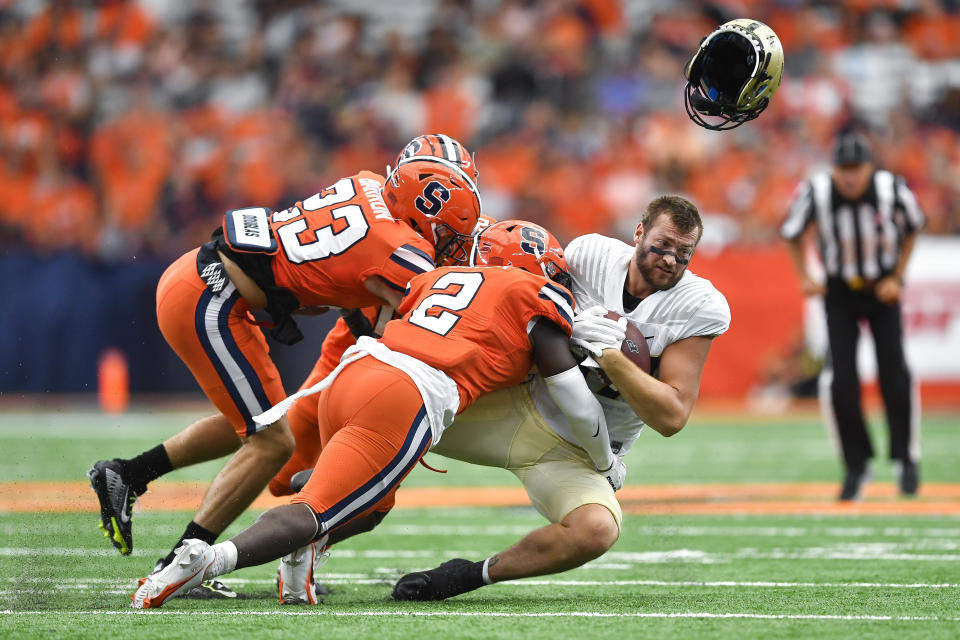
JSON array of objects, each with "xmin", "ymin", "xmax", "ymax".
[
  {"xmin": 596, "ymin": 351, "xmax": 686, "ymax": 436},
  {"xmin": 595, "ymin": 336, "xmax": 713, "ymax": 437},
  {"xmin": 362, "ymin": 276, "xmax": 403, "ymax": 311}
]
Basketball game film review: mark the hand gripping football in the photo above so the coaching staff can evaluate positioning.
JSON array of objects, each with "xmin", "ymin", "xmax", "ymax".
[
  {"xmin": 605, "ymin": 311, "xmax": 651, "ymax": 374},
  {"xmin": 570, "ymin": 309, "xmax": 651, "ymax": 374}
]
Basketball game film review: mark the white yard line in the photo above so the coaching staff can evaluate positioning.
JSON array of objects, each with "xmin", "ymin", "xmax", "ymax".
[
  {"xmin": 628, "ymin": 525, "xmax": 960, "ymax": 538},
  {"xmin": 0, "ymin": 610, "xmax": 957, "ymax": 622}
]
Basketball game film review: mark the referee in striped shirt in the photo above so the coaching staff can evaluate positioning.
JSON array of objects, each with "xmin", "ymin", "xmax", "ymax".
[{"xmin": 781, "ymin": 131, "xmax": 924, "ymax": 501}]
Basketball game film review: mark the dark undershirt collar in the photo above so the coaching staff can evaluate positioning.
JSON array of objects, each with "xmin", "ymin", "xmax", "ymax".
[{"xmin": 622, "ymin": 286, "xmax": 643, "ymax": 313}]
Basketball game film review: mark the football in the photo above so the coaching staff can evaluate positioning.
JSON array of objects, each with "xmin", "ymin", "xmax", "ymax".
[
  {"xmin": 571, "ymin": 310, "xmax": 651, "ymax": 375},
  {"xmin": 605, "ymin": 311, "xmax": 652, "ymax": 374}
]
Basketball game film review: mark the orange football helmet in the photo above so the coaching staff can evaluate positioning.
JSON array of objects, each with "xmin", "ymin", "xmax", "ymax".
[
  {"xmin": 383, "ymin": 151, "xmax": 481, "ymax": 266},
  {"xmin": 471, "ymin": 219, "xmax": 572, "ymax": 290},
  {"xmin": 392, "ymin": 133, "xmax": 478, "ymax": 184}
]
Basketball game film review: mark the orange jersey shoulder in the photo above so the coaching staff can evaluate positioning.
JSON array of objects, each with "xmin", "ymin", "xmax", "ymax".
[
  {"xmin": 379, "ymin": 266, "xmax": 575, "ymax": 410},
  {"xmin": 269, "ymin": 172, "xmax": 435, "ymax": 308}
]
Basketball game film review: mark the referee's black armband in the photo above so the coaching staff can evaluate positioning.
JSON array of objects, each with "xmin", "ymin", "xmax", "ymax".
[{"xmin": 339, "ymin": 308, "xmax": 375, "ymax": 339}]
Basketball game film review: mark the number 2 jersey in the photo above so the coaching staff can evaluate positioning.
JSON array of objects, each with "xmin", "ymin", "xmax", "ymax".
[
  {"xmin": 256, "ymin": 265, "xmax": 577, "ymax": 447},
  {"xmin": 199, "ymin": 170, "xmax": 435, "ymax": 343},
  {"xmin": 381, "ymin": 265, "xmax": 575, "ymax": 417}
]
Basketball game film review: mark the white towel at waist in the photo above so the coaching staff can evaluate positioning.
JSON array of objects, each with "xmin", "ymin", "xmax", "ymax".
[{"xmin": 253, "ymin": 336, "xmax": 460, "ymax": 446}]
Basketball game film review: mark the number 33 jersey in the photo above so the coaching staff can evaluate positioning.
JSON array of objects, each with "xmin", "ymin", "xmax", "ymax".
[
  {"xmin": 379, "ymin": 266, "xmax": 575, "ymax": 411},
  {"xmin": 267, "ymin": 171, "xmax": 435, "ymax": 308}
]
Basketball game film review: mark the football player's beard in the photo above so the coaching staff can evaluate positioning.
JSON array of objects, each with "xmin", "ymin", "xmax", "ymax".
[{"xmin": 635, "ymin": 247, "xmax": 684, "ymax": 291}]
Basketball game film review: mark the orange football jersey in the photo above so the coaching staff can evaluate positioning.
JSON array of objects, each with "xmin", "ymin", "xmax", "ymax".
[
  {"xmin": 269, "ymin": 171, "xmax": 435, "ymax": 308},
  {"xmin": 379, "ymin": 266, "xmax": 575, "ymax": 411},
  {"xmin": 299, "ymin": 306, "xmax": 392, "ymax": 389},
  {"xmin": 300, "ymin": 211, "xmax": 499, "ymax": 382}
]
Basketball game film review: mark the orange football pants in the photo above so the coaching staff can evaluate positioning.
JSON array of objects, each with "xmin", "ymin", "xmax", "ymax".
[
  {"xmin": 268, "ymin": 359, "xmax": 328, "ymax": 496},
  {"xmin": 156, "ymin": 248, "xmax": 287, "ymax": 438},
  {"xmin": 291, "ymin": 355, "xmax": 432, "ymax": 535}
]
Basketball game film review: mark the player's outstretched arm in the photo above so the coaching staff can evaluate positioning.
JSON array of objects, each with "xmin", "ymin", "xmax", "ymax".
[
  {"xmin": 529, "ymin": 318, "xmax": 623, "ymax": 490},
  {"xmin": 596, "ymin": 335, "xmax": 713, "ymax": 437}
]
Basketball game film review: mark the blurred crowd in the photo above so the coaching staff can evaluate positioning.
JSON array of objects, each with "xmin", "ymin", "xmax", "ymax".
[{"xmin": 2, "ymin": 0, "xmax": 960, "ymax": 262}]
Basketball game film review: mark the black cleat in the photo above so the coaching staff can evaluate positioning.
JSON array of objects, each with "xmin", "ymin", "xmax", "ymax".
[
  {"xmin": 898, "ymin": 460, "xmax": 920, "ymax": 497},
  {"xmin": 87, "ymin": 460, "xmax": 138, "ymax": 555},
  {"xmin": 183, "ymin": 579, "xmax": 238, "ymax": 599},
  {"xmin": 838, "ymin": 464, "xmax": 871, "ymax": 502},
  {"xmin": 392, "ymin": 558, "xmax": 481, "ymax": 601},
  {"xmin": 290, "ymin": 469, "xmax": 314, "ymax": 493}
]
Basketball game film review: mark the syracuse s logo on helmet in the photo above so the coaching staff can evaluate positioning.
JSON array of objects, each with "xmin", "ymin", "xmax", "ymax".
[
  {"xmin": 415, "ymin": 181, "xmax": 451, "ymax": 216},
  {"xmin": 519, "ymin": 226, "xmax": 546, "ymax": 256}
]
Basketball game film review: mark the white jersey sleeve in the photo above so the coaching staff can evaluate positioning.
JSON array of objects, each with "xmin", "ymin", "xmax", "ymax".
[
  {"xmin": 531, "ymin": 233, "xmax": 730, "ymax": 457},
  {"xmin": 564, "ymin": 234, "xmax": 633, "ymax": 314}
]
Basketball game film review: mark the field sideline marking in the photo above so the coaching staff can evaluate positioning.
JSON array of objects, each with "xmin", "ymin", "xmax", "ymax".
[
  {"xmin": 4, "ymin": 481, "xmax": 960, "ymax": 515},
  {"xmin": 1, "ymin": 610, "xmax": 958, "ymax": 622}
]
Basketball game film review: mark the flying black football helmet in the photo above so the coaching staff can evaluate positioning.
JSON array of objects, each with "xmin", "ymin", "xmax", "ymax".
[{"xmin": 683, "ymin": 19, "xmax": 784, "ymax": 131}]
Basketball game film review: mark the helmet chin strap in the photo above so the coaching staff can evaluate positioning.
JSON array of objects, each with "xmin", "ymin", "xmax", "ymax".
[
  {"xmin": 468, "ymin": 236, "xmax": 480, "ymax": 267},
  {"xmin": 529, "ymin": 243, "xmax": 551, "ymax": 280},
  {"xmin": 432, "ymin": 222, "xmax": 450, "ymax": 258},
  {"xmin": 689, "ymin": 93, "xmax": 723, "ymax": 117}
]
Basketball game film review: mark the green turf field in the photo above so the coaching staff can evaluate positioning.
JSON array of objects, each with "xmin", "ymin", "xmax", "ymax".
[{"xmin": 1, "ymin": 407, "xmax": 958, "ymax": 639}]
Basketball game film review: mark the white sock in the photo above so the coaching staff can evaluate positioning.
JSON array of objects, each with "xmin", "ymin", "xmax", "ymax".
[
  {"xmin": 205, "ymin": 541, "xmax": 238, "ymax": 579},
  {"xmin": 481, "ymin": 557, "xmax": 494, "ymax": 585}
]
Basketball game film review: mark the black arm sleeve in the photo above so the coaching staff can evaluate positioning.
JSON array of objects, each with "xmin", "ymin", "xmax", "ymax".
[{"xmin": 339, "ymin": 308, "xmax": 376, "ymax": 339}]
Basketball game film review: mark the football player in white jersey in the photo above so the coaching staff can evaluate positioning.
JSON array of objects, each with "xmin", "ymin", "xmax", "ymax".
[{"xmin": 393, "ymin": 195, "xmax": 731, "ymax": 600}]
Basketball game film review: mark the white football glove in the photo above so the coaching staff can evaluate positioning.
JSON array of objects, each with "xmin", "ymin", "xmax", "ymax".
[
  {"xmin": 597, "ymin": 456, "xmax": 627, "ymax": 492},
  {"xmin": 571, "ymin": 305, "xmax": 627, "ymax": 359}
]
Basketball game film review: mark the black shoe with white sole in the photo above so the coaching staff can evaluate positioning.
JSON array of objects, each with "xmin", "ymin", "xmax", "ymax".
[
  {"xmin": 87, "ymin": 459, "xmax": 138, "ymax": 555},
  {"xmin": 392, "ymin": 558, "xmax": 484, "ymax": 601}
]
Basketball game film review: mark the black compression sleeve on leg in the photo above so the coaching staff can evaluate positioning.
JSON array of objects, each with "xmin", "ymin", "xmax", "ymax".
[{"xmin": 121, "ymin": 445, "xmax": 173, "ymax": 493}]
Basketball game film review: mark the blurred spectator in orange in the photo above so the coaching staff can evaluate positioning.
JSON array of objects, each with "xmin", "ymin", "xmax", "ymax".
[
  {"xmin": 24, "ymin": 148, "xmax": 98, "ymax": 254},
  {"xmin": 90, "ymin": 85, "xmax": 172, "ymax": 251},
  {"xmin": 4, "ymin": 0, "xmax": 960, "ymax": 263}
]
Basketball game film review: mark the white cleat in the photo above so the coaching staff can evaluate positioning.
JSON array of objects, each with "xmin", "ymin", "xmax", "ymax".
[
  {"xmin": 278, "ymin": 535, "xmax": 330, "ymax": 605},
  {"xmin": 131, "ymin": 539, "xmax": 214, "ymax": 609}
]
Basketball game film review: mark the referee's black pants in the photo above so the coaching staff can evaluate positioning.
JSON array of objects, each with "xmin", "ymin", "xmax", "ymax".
[{"xmin": 822, "ymin": 279, "xmax": 915, "ymax": 470}]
